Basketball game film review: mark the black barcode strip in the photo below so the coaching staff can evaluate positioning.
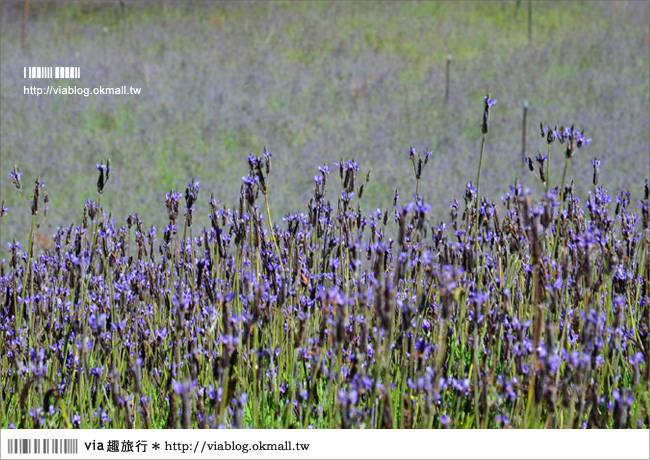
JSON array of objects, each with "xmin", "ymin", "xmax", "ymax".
[
  {"xmin": 7, "ymin": 439, "xmax": 78, "ymax": 455},
  {"xmin": 23, "ymin": 67, "xmax": 80, "ymax": 79}
]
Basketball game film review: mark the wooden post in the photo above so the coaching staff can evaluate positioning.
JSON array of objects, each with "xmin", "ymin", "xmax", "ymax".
[
  {"xmin": 522, "ymin": 100, "xmax": 528, "ymax": 170},
  {"xmin": 528, "ymin": 0, "xmax": 532, "ymax": 44},
  {"xmin": 445, "ymin": 54, "xmax": 452, "ymax": 105}
]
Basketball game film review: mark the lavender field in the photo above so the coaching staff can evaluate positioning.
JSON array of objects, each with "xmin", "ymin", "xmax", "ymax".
[{"xmin": 0, "ymin": 1, "xmax": 649, "ymax": 429}]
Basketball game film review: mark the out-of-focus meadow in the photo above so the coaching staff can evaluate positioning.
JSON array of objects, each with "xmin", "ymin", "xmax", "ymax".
[{"xmin": 1, "ymin": 1, "xmax": 648, "ymax": 241}]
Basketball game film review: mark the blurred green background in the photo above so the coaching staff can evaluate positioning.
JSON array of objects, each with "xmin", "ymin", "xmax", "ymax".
[{"xmin": 1, "ymin": 1, "xmax": 648, "ymax": 243}]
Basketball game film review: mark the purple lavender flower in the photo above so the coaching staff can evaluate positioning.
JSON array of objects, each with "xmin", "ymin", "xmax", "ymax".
[
  {"xmin": 482, "ymin": 94, "xmax": 497, "ymax": 134},
  {"xmin": 96, "ymin": 160, "xmax": 110, "ymax": 194},
  {"xmin": 591, "ymin": 158, "xmax": 601, "ymax": 185},
  {"xmin": 9, "ymin": 166, "xmax": 22, "ymax": 190}
]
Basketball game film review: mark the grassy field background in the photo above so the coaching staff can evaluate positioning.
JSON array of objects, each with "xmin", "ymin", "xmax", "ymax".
[{"xmin": 1, "ymin": 1, "xmax": 648, "ymax": 242}]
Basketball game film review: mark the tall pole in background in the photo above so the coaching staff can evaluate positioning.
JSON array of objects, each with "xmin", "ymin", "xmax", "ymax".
[
  {"xmin": 445, "ymin": 54, "xmax": 452, "ymax": 105},
  {"xmin": 528, "ymin": 1, "xmax": 532, "ymax": 44},
  {"xmin": 521, "ymin": 100, "xmax": 528, "ymax": 171}
]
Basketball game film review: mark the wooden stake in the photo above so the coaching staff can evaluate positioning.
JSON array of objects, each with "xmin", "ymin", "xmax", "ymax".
[
  {"xmin": 445, "ymin": 54, "xmax": 452, "ymax": 105},
  {"xmin": 522, "ymin": 100, "xmax": 528, "ymax": 170}
]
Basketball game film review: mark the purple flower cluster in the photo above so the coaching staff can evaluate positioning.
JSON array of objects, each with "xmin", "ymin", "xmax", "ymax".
[{"xmin": 1, "ymin": 116, "xmax": 647, "ymax": 429}]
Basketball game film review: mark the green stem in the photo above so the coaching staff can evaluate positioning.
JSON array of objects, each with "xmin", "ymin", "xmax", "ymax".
[
  {"xmin": 472, "ymin": 133, "xmax": 486, "ymax": 428},
  {"xmin": 545, "ymin": 143, "xmax": 551, "ymax": 194},
  {"xmin": 182, "ymin": 217, "xmax": 188, "ymax": 283},
  {"xmin": 17, "ymin": 214, "xmax": 36, "ymax": 333},
  {"xmin": 474, "ymin": 134, "xmax": 487, "ymax": 273},
  {"xmin": 552, "ymin": 157, "xmax": 570, "ymax": 258},
  {"xmin": 264, "ymin": 192, "xmax": 286, "ymax": 275},
  {"xmin": 61, "ymin": 193, "xmax": 102, "ymax": 413},
  {"xmin": 475, "ymin": 134, "xmax": 487, "ymax": 216},
  {"xmin": 79, "ymin": 194, "xmax": 103, "ymax": 313}
]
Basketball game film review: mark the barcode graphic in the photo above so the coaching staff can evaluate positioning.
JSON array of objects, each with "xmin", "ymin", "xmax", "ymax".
[
  {"xmin": 23, "ymin": 67, "xmax": 80, "ymax": 79},
  {"xmin": 7, "ymin": 439, "xmax": 78, "ymax": 455}
]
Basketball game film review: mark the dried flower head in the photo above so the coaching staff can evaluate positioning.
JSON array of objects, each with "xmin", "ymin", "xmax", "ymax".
[
  {"xmin": 166, "ymin": 190, "xmax": 181, "ymax": 223},
  {"xmin": 482, "ymin": 94, "xmax": 497, "ymax": 134},
  {"xmin": 31, "ymin": 179, "xmax": 45, "ymax": 215},
  {"xmin": 591, "ymin": 158, "xmax": 601, "ymax": 186},
  {"xmin": 9, "ymin": 165, "xmax": 23, "ymax": 190},
  {"xmin": 97, "ymin": 160, "xmax": 111, "ymax": 194}
]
